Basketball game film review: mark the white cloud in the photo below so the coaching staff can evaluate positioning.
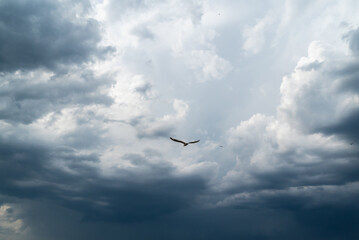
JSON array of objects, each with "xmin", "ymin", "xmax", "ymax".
[
  {"xmin": 242, "ymin": 13, "xmax": 274, "ymax": 55},
  {"xmin": 278, "ymin": 41, "xmax": 359, "ymax": 132},
  {"xmin": 179, "ymin": 49, "xmax": 233, "ymax": 82}
]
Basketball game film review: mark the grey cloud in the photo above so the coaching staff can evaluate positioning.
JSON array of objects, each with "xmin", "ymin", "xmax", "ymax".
[
  {"xmin": 0, "ymin": 133, "xmax": 208, "ymax": 224},
  {"xmin": 298, "ymin": 60, "xmax": 323, "ymax": 71},
  {"xmin": 104, "ymin": 116, "xmax": 174, "ymax": 139},
  {"xmin": 127, "ymin": 99, "xmax": 188, "ymax": 139},
  {"xmin": 186, "ymin": 2, "xmax": 204, "ymax": 25},
  {"xmin": 333, "ymin": 62, "xmax": 359, "ymax": 93},
  {"xmin": 225, "ymin": 144, "xmax": 359, "ymax": 196},
  {"xmin": 136, "ymin": 123, "xmax": 175, "ymax": 139},
  {"xmin": 134, "ymin": 81, "xmax": 154, "ymax": 99},
  {"xmin": 345, "ymin": 27, "xmax": 359, "ymax": 56},
  {"xmin": 0, "ymin": 70, "xmax": 114, "ymax": 124},
  {"xmin": 313, "ymin": 54, "xmax": 359, "ymax": 142},
  {"xmin": 220, "ymin": 182, "xmax": 359, "ymax": 237},
  {"xmin": 0, "ymin": 0, "xmax": 114, "ymax": 72},
  {"xmin": 122, "ymin": 152, "xmax": 165, "ymax": 167},
  {"xmin": 127, "ymin": 115, "xmax": 176, "ymax": 139},
  {"xmin": 131, "ymin": 25, "xmax": 155, "ymax": 40},
  {"xmin": 11, "ymin": 198, "xmax": 359, "ymax": 240},
  {"xmin": 217, "ymin": 188, "xmax": 359, "ymax": 239},
  {"xmin": 62, "ymin": 125, "xmax": 107, "ymax": 149},
  {"xmin": 61, "ymin": 109, "xmax": 111, "ymax": 150},
  {"xmin": 320, "ymin": 109, "xmax": 359, "ymax": 142},
  {"xmin": 221, "ymin": 30, "xmax": 359, "ymax": 225},
  {"xmin": 79, "ymin": 176, "xmax": 207, "ymax": 223},
  {"xmin": 268, "ymin": 185, "xmax": 359, "ymax": 210}
]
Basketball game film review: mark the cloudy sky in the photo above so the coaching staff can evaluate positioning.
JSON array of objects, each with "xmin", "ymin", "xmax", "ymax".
[{"xmin": 1, "ymin": 0, "xmax": 359, "ymax": 239}]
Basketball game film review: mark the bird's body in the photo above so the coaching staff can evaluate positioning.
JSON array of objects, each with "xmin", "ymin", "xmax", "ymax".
[{"xmin": 170, "ymin": 137, "xmax": 200, "ymax": 146}]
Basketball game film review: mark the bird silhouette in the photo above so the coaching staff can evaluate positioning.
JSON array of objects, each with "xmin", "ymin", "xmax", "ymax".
[{"xmin": 170, "ymin": 137, "xmax": 200, "ymax": 146}]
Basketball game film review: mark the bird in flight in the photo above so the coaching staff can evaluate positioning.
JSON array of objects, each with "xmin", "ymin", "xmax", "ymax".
[{"xmin": 170, "ymin": 137, "xmax": 200, "ymax": 146}]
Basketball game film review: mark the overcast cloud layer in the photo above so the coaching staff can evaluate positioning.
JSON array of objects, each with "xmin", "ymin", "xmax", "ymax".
[{"xmin": 1, "ymin": 0, "xmax": 359, "ymax": 239}]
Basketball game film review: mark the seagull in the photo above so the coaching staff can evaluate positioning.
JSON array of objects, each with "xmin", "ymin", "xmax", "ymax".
[{"xmin": 170, "ymin": 137, "xmax": 200, "ymax": 146}]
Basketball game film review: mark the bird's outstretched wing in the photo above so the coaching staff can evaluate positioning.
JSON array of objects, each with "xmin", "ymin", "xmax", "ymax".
[
  {"xmin": 188, "ymin": 140, "xmax": 200, "ymax": 144},
  {"xmin": 170, "ymin": 137, "xmax": 186, "ymax": 145}
]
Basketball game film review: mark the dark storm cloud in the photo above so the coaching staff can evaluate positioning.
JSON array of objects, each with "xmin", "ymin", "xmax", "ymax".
[
  {"xmin": 215, "ymin": 190, "xmax": 359, "ymax": 240},
  {"xmin": 0, "ymin": 0, "xmax": 114, "ymax": 72},
  {"xmin": 15, "ymin": 199, "xmax": 359, "ymax": 240},
  {"xmin": 0, "ymin": 70, "xmax": 114, "ymax": 124},
  {"xmin": 0, "ymin": 134, "xmax": 100, "ymax": 199},
  {"xmin": 0, "ymin": 133, "xmax": 208, "ymax": 224},
  {"xmin": 0, "ymin": 136, "xmax": 49, "ymax": 198},
  {"xmin": 78, "ymin": 175, "xmax": 207, "ymax": 223}
]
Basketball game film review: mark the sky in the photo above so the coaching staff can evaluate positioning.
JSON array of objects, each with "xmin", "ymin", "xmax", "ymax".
[{"xmin": 1, "ymin": 0, "xmax": 359, "ymax": 239}]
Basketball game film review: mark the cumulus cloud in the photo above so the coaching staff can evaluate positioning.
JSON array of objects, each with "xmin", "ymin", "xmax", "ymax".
[
  {"xmin": 278, "ymin": 39, "xmax": 359, "ymax": 140},
  {"xmin": 222, "ymin": 30, "xmax": 359, "ymax": 212}
]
